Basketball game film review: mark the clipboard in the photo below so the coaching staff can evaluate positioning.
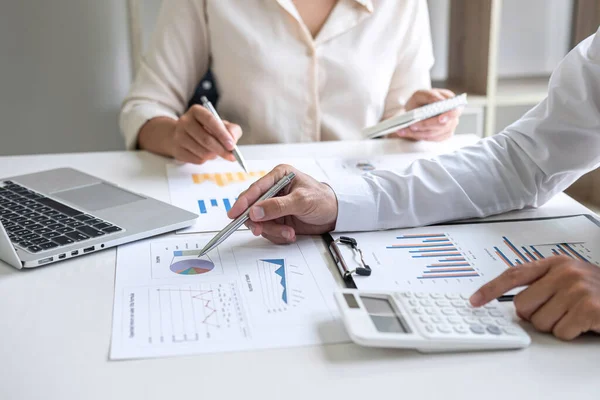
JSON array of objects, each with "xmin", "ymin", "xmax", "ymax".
[{"xmin": 322, "ymin": 214, "xmax": 600, "ymax": 302}]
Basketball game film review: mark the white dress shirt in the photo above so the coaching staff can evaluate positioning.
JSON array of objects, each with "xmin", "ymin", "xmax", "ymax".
[
  {"xmin": 119, "ymin": 0, "xmax": 434, "ymax": 150},
  {"xmin": 333, "ymin": 28, "xmax": 600, "ymax": 232}
]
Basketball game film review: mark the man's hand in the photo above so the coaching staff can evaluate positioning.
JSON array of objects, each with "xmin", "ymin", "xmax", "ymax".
[
  {"xmin": 393, "ymin": 88, "xmax": 462, "ymax": 142},
  {"xmin": 470, "ymin": 255, "xmax": 600, "ymax": 340},
  {"xmin": 227, "ymin": 165, "xmax": 338, "ymax": 244}
]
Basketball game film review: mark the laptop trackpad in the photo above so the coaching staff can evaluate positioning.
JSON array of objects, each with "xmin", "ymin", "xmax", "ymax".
[{"xmin": 53, "ymin": 183, "xmax": 144, "ymax": 212}]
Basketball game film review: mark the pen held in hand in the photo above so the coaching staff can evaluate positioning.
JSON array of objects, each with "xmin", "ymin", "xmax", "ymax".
[
  {"xmin": 197, "ymin": 172, "xmax": 296, "ymax": 257},
  {"xmin": 200, "ymin": 96, "xmax": 249, "ymax": 173}
]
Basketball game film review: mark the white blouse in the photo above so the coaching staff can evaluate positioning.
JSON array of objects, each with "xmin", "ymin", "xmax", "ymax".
[{"xmin": 120, "ymin": 0, "xmax": 434, "ymax": 149}]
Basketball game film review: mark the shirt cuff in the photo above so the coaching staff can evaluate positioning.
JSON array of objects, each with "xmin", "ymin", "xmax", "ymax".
[
  {"xmin": 328, "ymin": 177, "xmax": 379, "ymax": 232},
  {"xmin": 120, "ymin": 103, "xmax": 178, "ymax": 150}
]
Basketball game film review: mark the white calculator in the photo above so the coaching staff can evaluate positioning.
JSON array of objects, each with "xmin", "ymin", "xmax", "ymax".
[
  {"xmin": 363, "ymin": 93, "xmax": 468, "ymax": 139},
  {"xmin": 334, "ymin": 290, "xmax": 531, "ymax": 353}
]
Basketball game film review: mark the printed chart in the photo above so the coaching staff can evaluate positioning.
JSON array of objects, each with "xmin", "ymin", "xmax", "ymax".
[
  {"xmin": 167, "ymin": 159, "xmax": 327, "ymax": 233},
  {"xmin": 388, "ymin": 233, "xmax": 479, "ymax": 280},
  {"xmin": 111, "ymin": 231, "xmax": 346, "ymax": 360},
  {"xmin": 150, "ymin": 238, "xmax": 223, "ymax": 280},
  {"xmin": 125, "ymin": 282, "xmax": 249, "ymax": 347},
  {"xmin": 335, "ymin": 215, "xmax": 600, "ymax": 294}
]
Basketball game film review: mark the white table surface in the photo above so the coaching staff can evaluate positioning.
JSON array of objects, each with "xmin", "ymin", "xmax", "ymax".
[{"xmin": 1, "ymin": 136, "xmax": 599, "ymax": 400}]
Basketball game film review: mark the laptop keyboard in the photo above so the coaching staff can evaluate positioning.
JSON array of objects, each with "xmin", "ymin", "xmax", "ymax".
[{"xmin": 0, "ymin": 181, "xmax": 123, "ymax": 254}]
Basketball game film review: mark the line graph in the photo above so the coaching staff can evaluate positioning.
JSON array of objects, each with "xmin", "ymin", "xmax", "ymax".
[{"xmin": 129, "ymin": 282, "xmax": 250, "ymax": 346}]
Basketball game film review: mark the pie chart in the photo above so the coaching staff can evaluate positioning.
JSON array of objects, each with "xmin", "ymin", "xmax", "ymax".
[{"xmin": 170, "ymin": 259, "xmax": 215, "ymax": 275}]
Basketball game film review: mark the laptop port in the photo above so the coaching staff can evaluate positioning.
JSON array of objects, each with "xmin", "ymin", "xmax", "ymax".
[
  {"xmin": 38, "ymin": 257, "xmax": 53, "ymax": 265},
  {"xmin": 58, "ymin": 254, "xmax": 66, "ymax": 260},
  {"xmin": 71, "ymin": 250, "xmax": 79, "ymax": 256},
  {"xmin": 83, "ymin": 246, "xmax": 95, "ymax": 253}
]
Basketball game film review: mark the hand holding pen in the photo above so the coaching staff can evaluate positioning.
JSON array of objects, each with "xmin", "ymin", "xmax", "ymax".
[{"xmin": 167, "ymin": 97, "xmax": 247, "ymax": 167}]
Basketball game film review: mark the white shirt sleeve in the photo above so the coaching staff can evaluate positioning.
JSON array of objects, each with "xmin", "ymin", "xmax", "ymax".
[
  {"xmin": 332, "ymin": 30, "xmax": 600, "ymax": 232},
  {"xmin": 119, "ymin": 0, "xmax": 210, "ymax": 150}
]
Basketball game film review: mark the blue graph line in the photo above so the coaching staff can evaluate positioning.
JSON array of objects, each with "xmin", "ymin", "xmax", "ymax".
[
  {"xmin": 198, "ymin": 200, "xmax": 207, "ymax": 214},
  {"xmin": 210, "ymin": 199, "xmax": 218, "ymax": 207},
  {"xmin": 261, "ymin": 259, "xmax": 288, "ymax": 304}
]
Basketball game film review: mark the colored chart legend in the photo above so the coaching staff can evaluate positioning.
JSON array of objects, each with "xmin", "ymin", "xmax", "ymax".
[
  {"xmin": 192, "ymin": 171, "xmax": 267, "ymax": 187},
  {"xmin": 388, "ymin": 233, "xmax": 479, "ymax": 280}
]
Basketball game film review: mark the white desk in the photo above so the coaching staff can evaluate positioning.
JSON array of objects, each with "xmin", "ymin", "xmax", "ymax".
[{"xmin": 1, "ymin": 136, "xmax": 599, "ymax": 400}]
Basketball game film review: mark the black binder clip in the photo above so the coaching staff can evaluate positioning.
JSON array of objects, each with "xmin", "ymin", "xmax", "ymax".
[{"xmin": 329, "ymin": 236, "xmax": 372, "ymax": 280}]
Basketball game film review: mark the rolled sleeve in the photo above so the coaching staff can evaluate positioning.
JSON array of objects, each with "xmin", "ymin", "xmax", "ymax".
[
  {"xmin": 119, "ymin": 103, "xmax": 178, "ymax": 150},
  {"xmin": 329, "ymin": 178, "xmax": 379, "ymax": 232}
]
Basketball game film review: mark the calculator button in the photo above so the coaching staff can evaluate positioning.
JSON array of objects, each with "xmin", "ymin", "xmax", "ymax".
[
  {"xmin": 409, "ymin": 299, "xmax": 418, "ymax": 306},
  {"xmin": 415, "ymin": 292, "xmax": 428, "ymax": 298},
  {"xmin": 411, "ymin": 307, "xmax": 424, "ymax": 315},
  {"xmin": 489, "ymin": 310, "xmax": 504, "ymax": 317},
  {"xmin": 425, "ymin": 307, "xmax": 437, "ymax": 315},
  {"xmin": 401, "ymin": 292, "xmax": 413, "ymax": 298},
  {"xmin": 425, "ymin": 325, "xmax": 436, "ymax": 334},
  {"xmin": 420, "ymin": 316, "xmax": 430, "ymax": 323},
  {"xmin": 445, "ymin": 293, "xmax": 461, "ymax": 299},
  {"xmin": 473, "ymin": 309, "xmax": 487, "ymax": 317},
  {"xmin": 441, "ymin": 308, "xmax": 456, "ymax": 316},
  {"xmin": 454, "ymin": 325, "xmax": 469, "ymax": 334},
  {"xmin": 437, "ymin": 325, "xmax": 452, "ymax": 334},
  {"xmin": 495, "ymin": 318, "xmax": 509, "ymax": 326},
  {"xmin": 460, "ymin": 294, "xmax": 470, "ymax": 300},
  {"xmin": 470, "ymin": 324, "xmax": 486, "ymax": 335},
  {"xmin": 430, "ymin": 293, "xmax": 444, "ymax": 299},
  {"xmin": 503, "ymin": 327, "xmax": 519, "ymax": 336},
  {"xmin": 431, "ymin": 316, "xmax": 443, "ymax": 324},
  {"xmin": 419, "ymin": 299, "xmax": 432, "ymax": 307},
  {"xmin": 447, "ymin": 317, "xmax": 462, "ymax": 324},
  {"xmin": 435, "ymin": 299, "xmax": 450, "ymax": 307},
  {"xmin": 457, "ymin": 308, "xmax": 472, "ymax": 316},
  {"xmin": 463, "ymin": 316, "xmax": 478, "ymax": 324},
  {"xmin": 486, "ymin": 325, "xmax": 502, "ymax": 335},
  {"xmin": 483, "ymin": 303, "xmax": 497, "ymax": 309},
  {"xmin": 451, "ymin": 300, "xmax": 466, "ymax": 308},
  {"xmin": 479, "ymin": 317, "xmax": 494, "ymax": 325}
]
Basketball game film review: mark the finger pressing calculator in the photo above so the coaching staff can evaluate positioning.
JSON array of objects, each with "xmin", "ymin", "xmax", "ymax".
[{"xmin": 334, "ymin": 290, "xmax": 531, "ymax": 353}]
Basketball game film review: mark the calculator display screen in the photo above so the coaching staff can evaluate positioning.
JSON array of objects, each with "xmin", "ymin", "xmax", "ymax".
[{"xmin": 360, "ymin": 296, "xmax": 410, "ymax": 334}]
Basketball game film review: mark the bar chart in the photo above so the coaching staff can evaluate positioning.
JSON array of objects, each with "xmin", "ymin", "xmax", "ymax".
[
  {"xmin": 387, "ymin": 233, "xmax": 480, "ymax": 280},
  {"xmin": 192, "ymin": 171, "xmax": 266, "ymax": 187},
  {"xmin": 494, "ymin": 236, "xmax": 592, "ymax": 267},
  {"xmin": 197, "ymin": 197, "xmax": 237, "ymax": 214}
]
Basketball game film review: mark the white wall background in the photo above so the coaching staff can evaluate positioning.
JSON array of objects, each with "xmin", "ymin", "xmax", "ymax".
[
  {"xmin": 0, "ymin": 0, "xmax": 131, "ymax": 156},
  {"xmin": 0, "ymin": 0, "xmax": 578, "ymax": 156}
]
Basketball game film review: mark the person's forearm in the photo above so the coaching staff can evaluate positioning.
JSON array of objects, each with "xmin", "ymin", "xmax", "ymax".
[{"xmin": 137, "ymin": 117, "xmax": 177, "ymax": 157}]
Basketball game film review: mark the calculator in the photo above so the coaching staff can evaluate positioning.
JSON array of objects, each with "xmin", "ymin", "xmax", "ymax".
[
  {"xmin": 363, "ymin": 93, "xmax": 468, "ymax": 139},
  {"xmin": 334, "ymin": 290, "xmax": 531, "ymax": 353}
]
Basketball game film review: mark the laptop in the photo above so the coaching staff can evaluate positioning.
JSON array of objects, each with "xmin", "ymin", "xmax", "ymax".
[{"xmin": 0, "ymin": 168, "xmax": 197, "ymax": 269}]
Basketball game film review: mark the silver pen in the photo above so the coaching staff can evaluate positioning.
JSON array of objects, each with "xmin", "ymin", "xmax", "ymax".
[
  {"xmin": 198, "ymin": 172, "xmax": 296, "ymax": 256},
  {"xmin": 200, "ymin": 96, "xmax": 249, "ymax": 173}
]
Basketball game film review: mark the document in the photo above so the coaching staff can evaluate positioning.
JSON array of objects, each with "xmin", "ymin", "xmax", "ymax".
[
  {"xmin": 317, "ymin": 153, "xmax": 434, "ymax": 179},
  {"xmin": 167, "ymin": 159, "xmax": 327, "ymax": 233},
  {"xmin": 332, "ymin": 215, "xmax": 600, "ymax": 295},
  {"xmin": 110, "ymin": 231, "xmax": 347, "ymax": 360}
]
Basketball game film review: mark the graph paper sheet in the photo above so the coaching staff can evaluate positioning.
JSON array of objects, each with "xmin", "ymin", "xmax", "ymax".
[
  {"xmin": 166, "ymin": 159, "xmax": 327, "ymax": 233},
  {"xmin": 331, "ymin": 215, "xmax": 600, "ymax": 295},
  {"xmin": 110, "ymin": 231, "xmax": 347, "ymax": 360}
]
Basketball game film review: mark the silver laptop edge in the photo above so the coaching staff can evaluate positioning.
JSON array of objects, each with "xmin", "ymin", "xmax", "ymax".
[{"xmin": 0, "ymin": 168, "xmax": 198, "ymax": 269}]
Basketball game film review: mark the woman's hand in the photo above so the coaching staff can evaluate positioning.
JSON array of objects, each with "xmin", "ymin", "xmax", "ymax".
[
  {"xmin": 393, "ymin": 88, "xmax": 462, "ymax": 142},
  {"xmin": 169, "ymin": 105, "xmax": 243, "ymax": 164}
]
